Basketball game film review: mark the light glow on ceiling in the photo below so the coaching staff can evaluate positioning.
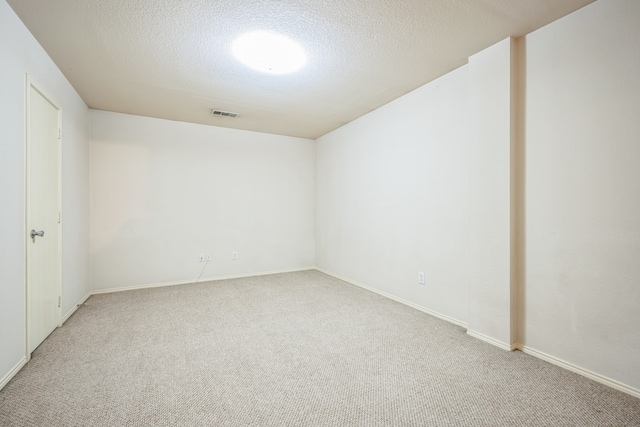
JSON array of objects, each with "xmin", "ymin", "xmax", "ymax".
[{"xmin": 232, "ymin": 31, "xmax": 307, "ymax": 75}]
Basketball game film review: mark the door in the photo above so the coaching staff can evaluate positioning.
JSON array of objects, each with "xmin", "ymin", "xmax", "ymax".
[{"xmin": 26, "ymin": 81, "xmax": 61, "ymax": 354}]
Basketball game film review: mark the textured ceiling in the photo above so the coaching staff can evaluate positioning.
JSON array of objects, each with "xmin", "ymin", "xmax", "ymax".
[{"xmin": 8, "ymin": 0, "xmax": 595, "ymax": 139}]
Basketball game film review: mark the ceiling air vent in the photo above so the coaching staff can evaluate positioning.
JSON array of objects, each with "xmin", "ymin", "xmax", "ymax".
[{"xmin": 211, "ymin": 109, "xmax": 239, "ymax": 118}]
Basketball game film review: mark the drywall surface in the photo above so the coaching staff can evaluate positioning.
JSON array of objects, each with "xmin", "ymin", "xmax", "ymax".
[
  {"xmin": 523, "ymin": 0, "xmax": 640, "ymax": 390},
  {"xmin": 316, "ymin": 66, "xmax": 470, "ymax": 324},
  {"xmin": 466, "ymin": 38, "xmax": 516, "ymax": 348},
  {"xmin": 90, "ymin": 111, "xmax": 315, "ymax": 290},
  {"xmin": 0, "ymin": 0, "xmax": 90, "ymax": 386}
]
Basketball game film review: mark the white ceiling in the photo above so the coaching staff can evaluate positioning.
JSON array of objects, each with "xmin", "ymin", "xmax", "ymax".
[{"xmin": 8, "ymin": 0, "xmax": 595, "ymax": 139}]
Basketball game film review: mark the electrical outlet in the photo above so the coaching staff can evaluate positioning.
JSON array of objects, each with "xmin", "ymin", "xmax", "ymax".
[
  {"xmin": 418, "ymin": 272, "xmax": 425, "ymax": 285},
  {"xmin": 199, "ymin": 253, "xmax": 205, "ymax": 262},
  {"xmin": 206, "ymin": 254, "xmax": 211, "ymax": 262},
  {"xmin": 232, "ymin": 251, "xmax": 238, "ymax": 260}
]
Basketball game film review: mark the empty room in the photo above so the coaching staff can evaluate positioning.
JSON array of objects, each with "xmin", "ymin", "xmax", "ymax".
[{"xmin": 1, "ymin": 0, "xmax": 639, "ymax": 425}]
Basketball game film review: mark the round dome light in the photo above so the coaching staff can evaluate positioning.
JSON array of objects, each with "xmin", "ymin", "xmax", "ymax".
[{"xmin": 232, "ymin": 31, "xmax": 307, "ymax": 75}]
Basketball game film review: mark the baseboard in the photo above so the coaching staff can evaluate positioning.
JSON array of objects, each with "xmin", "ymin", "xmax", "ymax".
[
  {"xmin": 314, "ymin": 268, "xmax": 639, "ymax": 399},
  {"xmin": 61, "ymin": 292, "xmax": 92, "ymax": 324},
  {"xmin": 10, "ymin": 268, "xmax": 640, "ymax": 401},
  {"xmin": 518, "ymin": 344, "xmax": 640, "ymax": 399},
  {"xmin": 3, "ymin": 268, "xmax": 315, "ymax": 392},
  {"xmin": 0, "ymin": 357, "xmax": 27, "ymax": 391},
  {"xmin": 466, "ymin": 329, "xmax": 514, "ymax": 351},
  {"xmin": 91, "ymin": 266, "xmax": 317, "ymax": 295},
  {"xmin": 315, "ymin": 267, "xmax": 468, "ymax": 329}
]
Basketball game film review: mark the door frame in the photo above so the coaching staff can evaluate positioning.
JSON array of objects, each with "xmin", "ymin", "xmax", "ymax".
[{"xmin": 24, "ymin": 75, "xmax": 63, "ymax": 360}]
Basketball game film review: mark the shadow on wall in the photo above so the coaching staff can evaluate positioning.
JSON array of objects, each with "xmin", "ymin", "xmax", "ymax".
[{"xmin": 514, "ymin": 36, "xmax": 527, "ymax": 347}]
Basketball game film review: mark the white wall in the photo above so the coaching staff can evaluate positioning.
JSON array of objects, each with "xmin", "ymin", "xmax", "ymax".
[
  {"xmin": 316, "ymin": 66, "xmax": 470, "ymax": 324},
  {"xmin": 522, "ymin": 0, "xmax": 640, "ymax": 390},
  {"xmin": 316, "ymin": 0, "xmax": 640, "ymax": 395},
  {"xmin": 90, "ymin": 111, "xmax": 315, "ymax": 290},
  {"xmin": 0, "ymin": 0, "xmax": 90, "ymax": 386}
]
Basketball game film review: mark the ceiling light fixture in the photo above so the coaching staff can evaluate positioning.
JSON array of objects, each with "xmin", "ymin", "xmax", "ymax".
[{"xmin": 232, "ymin": 31, "xmax": 307, "ymax": 75}]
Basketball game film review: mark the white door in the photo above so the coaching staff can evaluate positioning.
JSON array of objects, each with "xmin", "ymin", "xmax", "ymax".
[{"xmin": 26, "ymin": 82, "xmax": 61, "ymax": 354}]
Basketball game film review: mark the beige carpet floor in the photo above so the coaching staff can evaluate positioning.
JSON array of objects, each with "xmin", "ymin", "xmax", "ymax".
[{"xmin": 1, "ymin": 270, "xmax": 639, "ymax": 426}]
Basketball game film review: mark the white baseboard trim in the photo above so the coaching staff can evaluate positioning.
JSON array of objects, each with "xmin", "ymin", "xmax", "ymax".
[
  {"xmin": 61, "ymin": 292, "xmax": 92, "ymax": 324},
  {"xmin": 9, "ymin": 268, "xmax": 640, "ymax": 401},
  {"xmin": 518, "ymin": 344, "xmax": 640, "ymax": 399},
  {"xmin": 315, "ymin": 268, "xmax": 639, "ymax": 398},
  {"xmin": 0, "ymin": 357, "xmax": 27, "ymax": 391},
  {"xmin": 466, "ymin": 329, "xmax": 514, "ymax": 351},
  {"xmin": 3, "ymin": 268, "xmax": 316, "ymax": 392},
  {"xmin": 91, "ymin": 266, "xmax": 317, "ymax": 295},
  {"xmin": 315, "ymin": 267, "xmax": 468, "ymax": 329}
]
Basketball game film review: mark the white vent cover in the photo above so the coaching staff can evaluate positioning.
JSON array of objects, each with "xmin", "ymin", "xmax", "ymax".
[{"xmin": 211, "ymin": 109, "xmax": 239, "ymax": 118}]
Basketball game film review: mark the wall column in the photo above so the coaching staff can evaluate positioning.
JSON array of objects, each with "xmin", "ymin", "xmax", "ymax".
[{"xmin": 467, "ymin": 37, "xmax": 518, "ymax": 350}]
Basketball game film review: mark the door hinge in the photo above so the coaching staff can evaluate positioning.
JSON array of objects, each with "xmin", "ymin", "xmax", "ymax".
[
  {"xmin": 58, "ymin": 296, "xmax": 61, "ymax": 308},
  {"xmin": 58, "ymin": 128, "xmax": 61, "ymax": 139},
  {"xmin": 58, "ymin": 212, "xmax": 61, "ymax": 224}
]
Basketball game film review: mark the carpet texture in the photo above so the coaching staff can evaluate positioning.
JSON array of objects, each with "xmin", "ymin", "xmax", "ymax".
[{"xmin": 1, "ymin": 270, "xmax": 639, "ymax": 426}]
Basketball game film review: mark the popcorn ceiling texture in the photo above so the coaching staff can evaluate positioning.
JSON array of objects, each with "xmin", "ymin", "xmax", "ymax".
[
  {"xmin": 6, "ymin": 0, "xmax": 594, "ymax": 138},
  {"xmin": 1, "ymin": 270, "xmax": 639, "ymax": 426}
]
